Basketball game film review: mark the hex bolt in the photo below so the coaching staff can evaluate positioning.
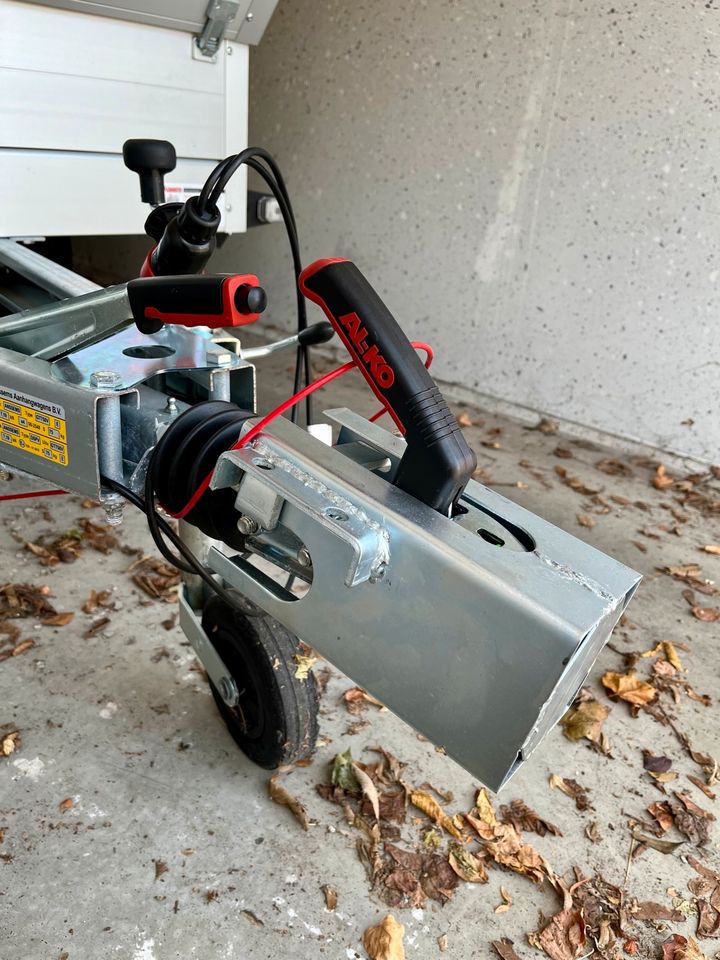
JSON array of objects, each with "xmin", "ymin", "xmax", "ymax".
[
  {"xmin": 298, "ymin": 547, "xmax": 312, "ymax": 567},
  {"xmin": 165, "ymin": 397, "xmax": 178, "ymax": 415},
  {"xmin": 90, "ymin": 370, "xmax": 123, "ymax": 390},
  {"xmin": 237, "ymin": 515, "xmax": 260, "ymax": 536}
]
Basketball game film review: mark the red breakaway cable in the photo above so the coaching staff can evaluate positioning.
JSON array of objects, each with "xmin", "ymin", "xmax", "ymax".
[
  {"xmin": 0, "ymin": 489, "xmax": 67, "ymax": 503},
  {"xmin": 169, "ymin": 341, "xmax": 433, "ymax": 521}
]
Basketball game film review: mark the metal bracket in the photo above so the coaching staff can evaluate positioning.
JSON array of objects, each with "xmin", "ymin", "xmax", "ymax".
[
  {"xmin": 195, "ymin": 0, "xmax": 241, "ymax": 57},
  {"xmin": 213, "ymin": 437, "xmax": 391, "ymax": 587},
  {"xmin": 178, "ymin": 587, "xmax": 239, "ymax": 707}
]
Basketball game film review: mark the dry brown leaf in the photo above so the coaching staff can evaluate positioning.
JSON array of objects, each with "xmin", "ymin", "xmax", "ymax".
[
  {"xmin": 447, "ymin": 842, "xmax": 487, "ymax": 883},
  {"xmin": 536, "ymin": 907, "xmax": 586, "ymax": 960},
  {"xmin": 549, "ymin": 774, "xmax": 591, "ymax": 811},
  {"xmin": 653, "ymin": 465, "xmax": 676, "ymax": 490},
  {"xmin": 643, "ymin": 751, "xmax": 673, "ymax": 774},
  {"xmin": 293, "ymin": 653, "xmax": 317, "ymax": 680},
  {"xmin": 353, "ymin": 761, "xmax": 380, "ymax": 821},
  {"xmin": 534, "ymin": 417, "xmax": 559, "ymax": 434},
  {"xmin": 456, "ymin": 411, "xmax": 473, "ymax": 427},
  {"xmin": 499, "ymin": 799, "xmax": 562, "ymax": 837},
  {"xmin": 321, "ymin": 883, "xmax": 337, "ymax": 911},
  {"xmin": 576, "ymin": 513, "xmax": 596, "ymax": 528},
  {"xmin": 362, "ymin": 914, "xmax": 405, "ymax": 960},
  {"xmin": 601, "ymin": 670, "xmax": 656, "ymax": 707},
  {"xmin": 554, "ymin": 466, "xmax": 601, "ymax": 496},
  {"xmin": 702, "ymin": 545, "xmax": 720, "ymax": 555},
  {"xmin": 58, "ymin": 797, "xmax": 74, "ymax": 812},
  {"xmin": 342, "ymin": 687, "xmax": 385, "ymax": 715},
  {"xmin": 0, "ymin": 727, "xmax": 20, "ymax": 757},
  {"xmin": 154, "ymin": 859, "xmax": 168, "ymax": 880},
  {"xmin": 688, "ymin": 775, "xmax": 717, "ymax": 800},
  {"xmin": 41, "ymin": 612, "xmax": 74, "ymax": 627},
  {"xmin": 661, "ymin": 934, "xmax": 707, "ymax": 960},
  {"xmin": 691, "ymin": 606, "xmax": 720, "ymax": 622},
  {"xmin": 409, "ymin": 790, "xmax": 463, "ymax": 840},
  {"xmin": 437, "ymin": 933, "xmax": 448, "ymax": 953},
  {"xmin": 560, "ymin": 693, "xmax": 610, "ymax": 752},
  {"xmin": 268, "ymin": 774, "xmax": 312, "ymax": 831},
  {"xmin": 240, "ymin": 909, "xmax": 264, "ymax": 926},
  {"xmin": 494, "ymin": 885, "xmax": 513, "ymax": 913},
  {"xmin": 633, "ymin": 900, "xmax": 685, "ymax": 922},
  {"xmin": 491, "ymin": 938, "xmax": 523, "ymax": 960}
]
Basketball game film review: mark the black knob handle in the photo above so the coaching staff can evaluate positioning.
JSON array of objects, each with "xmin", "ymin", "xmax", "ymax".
[
  {"xmin": 123, "ymin": 139, "xmax": 177, "ymax": 206},
  {"xmin": 234, "ymin": 283, "xmax": 267, "ymax": 315}
]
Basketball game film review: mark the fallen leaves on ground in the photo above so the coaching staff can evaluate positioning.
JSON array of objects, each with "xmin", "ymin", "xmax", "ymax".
[
  {"xmin": 687, "ymin": 856, "xmax": 720, "ymax": 939},
  {"xmin": 153, "ymin": 859, "xmax": 168, "ymax": 880},
  {"xmin": 341, "ymin": 686, "xmax": 385, "ymax": 715},
  {"xmin": 691, "ymin": 606, "xmax": 720, "ymax": 622},
  {"xmin": 321, "ymin": 883, "xmax": 337, "ymax": 910},
  {"xmin": 549, "ymin": 775, "xmax": 592, "ymax": 811},
  {"xmin": 491, "ymin": 938, "xmax": 523, "ymax": 960},
  {"xmin": 702, "ymin": 545, "xmax": 720, "ymax": 555},
  {"xmin": 662, "ymin": 934, "xmax": 708, "ymax": 959},
  {"xmin": 81, "ymin": 589, "xmax": 114, "ymax": 615},
  {"xmin": 362, "ymin": 915, "xmax": 405, "ymax": 960},
  {"xmin": 533, "ymin": 904, "xmax": 586, "ymax": 960},
  {"xmin": 268, "ymin": 774, "xmax": 313, "ymax": 831},
  {"xmin": 409, "ymin": 790, "xmax": 463, "ymax": 840},
  {"xmin": 127, "ymin": 556, "xmax": 180, "ymax": 602},
  {"xmin": 293, "ymin": 652, "xmax": 317, "ymax": 680},
  {"xmin": 601, "ymin": 671, "xmax": 657, "ymax": 710},
  {"xmin": 554, "ymin": 466, "xmax": 601, "ymax": 496},
  {"xmin": 499, "ymin": 799, "xmax": 562, "ymax": 837},
  {"xmin": 560, "ymin": 688, "xmax": 611, "ymax": 754},
  {"xmin": 0, "ymin": 724, "xmax": 20, "ymax": 756}
]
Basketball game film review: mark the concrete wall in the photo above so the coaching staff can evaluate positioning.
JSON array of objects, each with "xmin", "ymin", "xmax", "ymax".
[{"xmin": 77, "ymin": 0, "xmax": 720, "ymax": 462}]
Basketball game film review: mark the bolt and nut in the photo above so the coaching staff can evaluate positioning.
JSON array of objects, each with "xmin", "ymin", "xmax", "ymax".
[
  {"xmin": 90, "ymin": 370, "xmax": 123, "ymax": 390},
  {"xmin": 237, "ymin": 515, "xmax": 260, "ymax": 536}
]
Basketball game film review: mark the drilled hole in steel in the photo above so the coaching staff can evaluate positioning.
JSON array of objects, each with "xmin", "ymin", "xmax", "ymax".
[
  {"xmin": 325, "ymin": 508, "xmax": 349, "ymax": 522},
  {"xmin": 123, "ymin": 344, "xmax": 175, "ymax": 359},
  {"xmin": 477, "ymin": 528, "xmax": 505, "ymax": 547},
  {"xmin": 252, "ymin": 457, "xmax": 274, "ymax": 471}
]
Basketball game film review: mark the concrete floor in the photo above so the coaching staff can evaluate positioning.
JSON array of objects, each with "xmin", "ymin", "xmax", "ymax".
[{"xmin": 1, "ymin": 350, "xmax": 719, "ymax": 960}]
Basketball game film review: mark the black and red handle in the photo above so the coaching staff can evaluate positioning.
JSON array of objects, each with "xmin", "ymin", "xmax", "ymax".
[
  {"xmin": 299, "ymin": 258, "xmax": 476, "ymax": 514},
  {"xmin": 127, "ymin": 274, "xmax": 266, "ymax": 335}
]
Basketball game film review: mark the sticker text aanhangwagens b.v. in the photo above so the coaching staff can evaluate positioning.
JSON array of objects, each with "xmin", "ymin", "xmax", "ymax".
[{"xmin": 0, "ymin": 387, "xmax": 68, "ymax": 466}]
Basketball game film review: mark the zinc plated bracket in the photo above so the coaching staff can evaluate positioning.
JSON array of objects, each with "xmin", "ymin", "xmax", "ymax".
[
  {"xmin": 212, "ymin": 438, "xmax": 391, "ymax": 587},
  {"xmin": 178, "ymin": 587, "xmax": 239, "ymax": 707},
  {"xmin": 195, "ymin": 0, "xmax": 241, "ymax": 57}
]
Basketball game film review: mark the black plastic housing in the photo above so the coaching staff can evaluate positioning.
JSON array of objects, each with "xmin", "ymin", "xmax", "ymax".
[{"xmin": 299, "ymin": 259, "xmax": 476, "ymax": 514}]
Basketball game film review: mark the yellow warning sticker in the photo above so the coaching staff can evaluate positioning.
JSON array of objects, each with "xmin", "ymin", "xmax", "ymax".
[{"xmin": 0, "ymin": 387, "xmax": 68, "ymax": 467}]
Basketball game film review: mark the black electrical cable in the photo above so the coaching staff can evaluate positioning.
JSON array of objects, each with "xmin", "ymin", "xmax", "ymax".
[
  {"xmin": 101, "ymin": 474, "xmax": 252, "ymax": 615},
  {"xmin": 197, "ymin": 148, "xmax": 313, "ymax": 425}
]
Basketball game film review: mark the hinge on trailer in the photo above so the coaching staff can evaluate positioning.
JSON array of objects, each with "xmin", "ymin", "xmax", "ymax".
[{"xmin": 195, "ymin": 0, "xmax": 241, "ymax": 58}]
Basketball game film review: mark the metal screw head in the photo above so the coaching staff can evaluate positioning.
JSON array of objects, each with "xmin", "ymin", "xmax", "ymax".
[
  {"xmin": 237, "ymin": 515, "xmax": 260, "ymax": 536},
  {"xmin": 226, "ymin": 44, "xmax": 233, "ymax": 54},
  {"xmin": 218, "ymin": 676, "xmax": 234, "ymax": 703},
  {"xmin": 369, "ymin": 561, "xmax": 387, "ymax": 584},
  {"xmin": 90, "ymin": 370, "xmax": 123, "ymax": 390},
  {"xmin": 246, "ymin": 11, "xmax": 254, "ymax": 20},
  {"xmin": 325, "ymin": 507, "xmax": 349, "ymax": 522},
  {"xmin": 298, "ymin": 547, "xmax": 312, "ymax": 567}
]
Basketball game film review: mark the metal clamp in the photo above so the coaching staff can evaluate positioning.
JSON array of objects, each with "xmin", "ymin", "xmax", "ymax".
[
  {"xmin": 195, "ymin": 0, "xmax": 241, "ymax": 57},
  {"xmin": 213, "ymin": 437, "xmax": 391, "ymax": 587}
]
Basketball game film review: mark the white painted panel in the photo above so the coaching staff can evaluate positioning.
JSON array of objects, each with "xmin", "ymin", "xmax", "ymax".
[{"xmin": 0, "ymin": 0, "xmax": 249, "ymax": 236}]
